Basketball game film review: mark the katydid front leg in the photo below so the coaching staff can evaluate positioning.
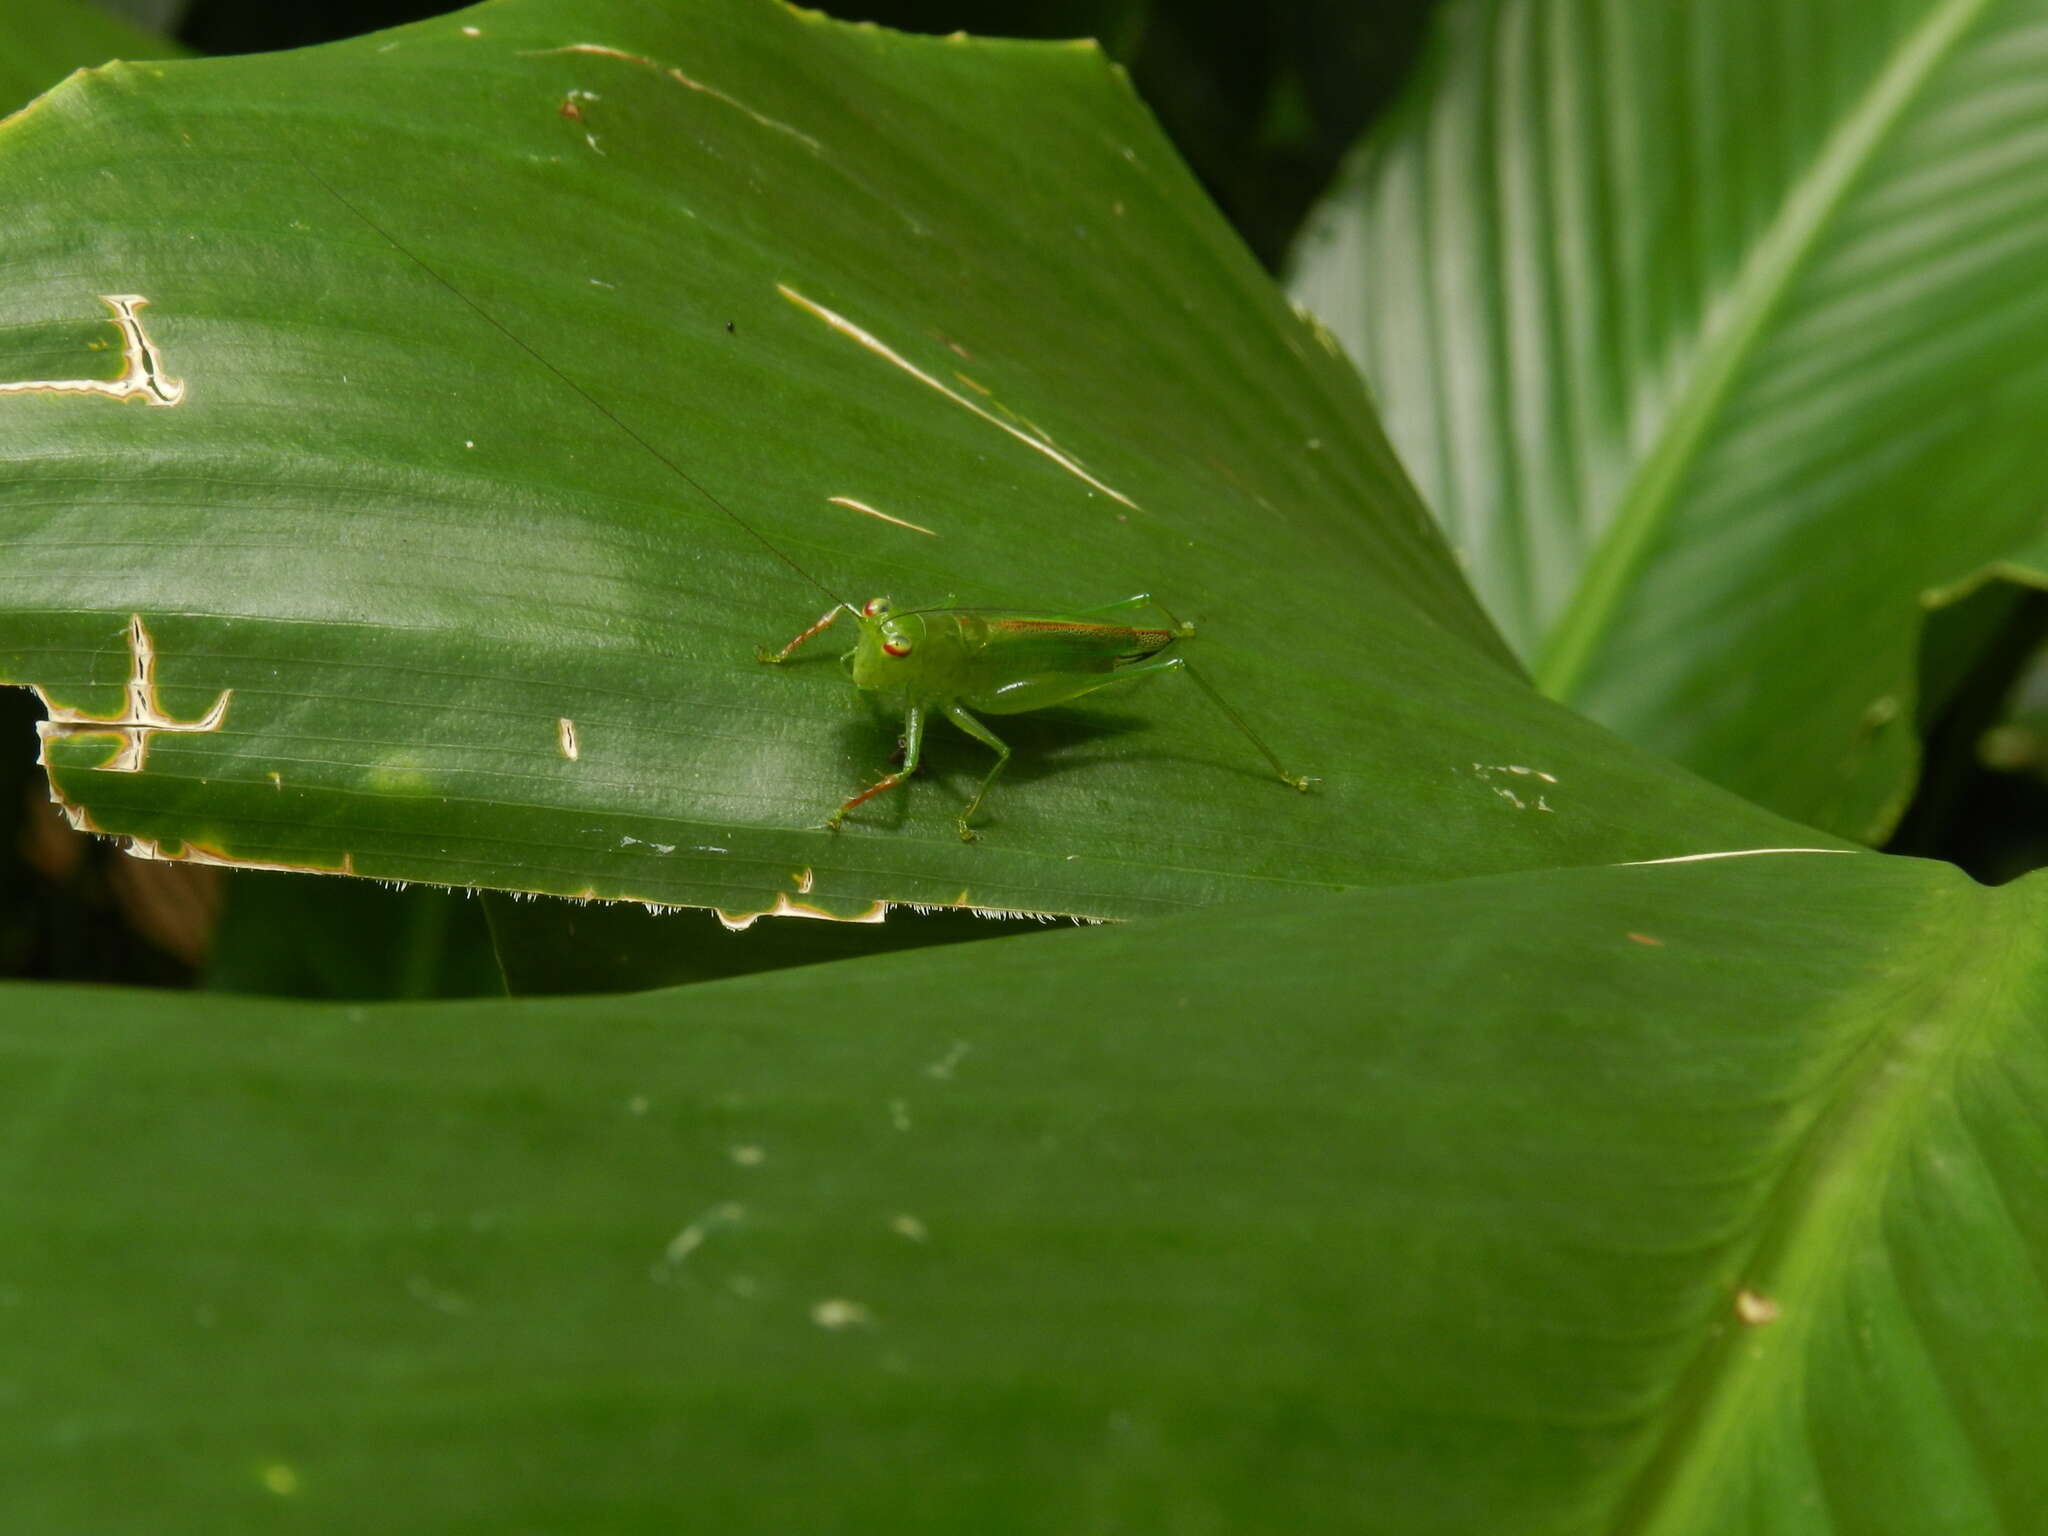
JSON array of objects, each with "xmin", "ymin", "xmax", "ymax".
[
  {"xmin": 755, "ymin": 604, "xmax": 850, "ymax": 664},
  {"xmin": 826, "ymin": 701, "xmax": 927, "ymax": 831}
]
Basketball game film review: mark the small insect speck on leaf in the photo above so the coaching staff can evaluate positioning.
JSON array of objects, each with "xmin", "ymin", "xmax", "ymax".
[
  {"xmin": 1735, "ymin": 1288, "xmax": 1780, "ymax": 1326},
  {"xmin": 811, "ymin": 1298, "xmax": 873, "ymax": 1330},
  {"xmin": 725, "ymin": 320, "xmax": 736, "ymax": 334}
]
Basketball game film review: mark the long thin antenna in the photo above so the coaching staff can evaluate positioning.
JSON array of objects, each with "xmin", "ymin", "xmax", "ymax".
[{"xmin": 305, "ymin": 169, "xmax": 848, "ymax": 608}]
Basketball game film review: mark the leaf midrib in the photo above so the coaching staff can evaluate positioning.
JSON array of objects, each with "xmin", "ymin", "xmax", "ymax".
[{"xmin": 1534, "ymin": 0, "xmax": 1997, "ymax": 700}]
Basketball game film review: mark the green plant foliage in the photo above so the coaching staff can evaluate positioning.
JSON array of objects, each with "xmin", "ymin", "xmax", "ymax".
[
  {"xmin": 3, "ymin": 850, "xmax": 2042, "ymax": 1531},
  {"xmin": 5, "ymin": 2, "xmax": 2045, "ymax": 1527},
  {"xmin": 0, "ymin": 0, "xmax": 1815, "ymax": 927},
  {"xmin": 1291, "ymin": 0, "xmax": 2048, "ymax": 841}
]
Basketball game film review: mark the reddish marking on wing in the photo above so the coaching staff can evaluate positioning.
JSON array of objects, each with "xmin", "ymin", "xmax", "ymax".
[{"xmin": 992, "ymin": 620, "xmax": 1174, "ymax": 648}]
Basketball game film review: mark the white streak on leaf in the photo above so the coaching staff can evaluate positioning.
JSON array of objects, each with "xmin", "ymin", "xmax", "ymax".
[{"xmin": 778, "ymin": 284, "xmax": 1138, "ymax": 509}]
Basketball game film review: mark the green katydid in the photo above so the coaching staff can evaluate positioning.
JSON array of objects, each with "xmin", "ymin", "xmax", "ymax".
[
  {"xmin": 758, "ymin": 594, "xmax": 1312, "ymax": 841},
  {"xmin": 314, "ymin": 176, "xmax": 1314, "ymax": 841}
]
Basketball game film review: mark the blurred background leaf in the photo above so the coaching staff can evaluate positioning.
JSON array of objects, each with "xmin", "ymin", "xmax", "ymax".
[{"xmin": 1290, "ymin": 0, "xmax": 2048, "ymax": 844}]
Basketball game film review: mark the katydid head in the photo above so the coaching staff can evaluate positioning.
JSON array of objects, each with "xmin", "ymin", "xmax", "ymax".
[{"xmin": 848, "ymin": 599, "xmax": 926, "ymax": 688}]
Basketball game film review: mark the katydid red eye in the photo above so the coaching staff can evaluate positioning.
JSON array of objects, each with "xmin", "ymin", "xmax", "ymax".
[
  {"xmin": 882, "ymin": 631, "xmax": 913, "ymax": 657},
  {"xmin": 863, "ymin": 596, "xmax": 892, "ymax": 618}
]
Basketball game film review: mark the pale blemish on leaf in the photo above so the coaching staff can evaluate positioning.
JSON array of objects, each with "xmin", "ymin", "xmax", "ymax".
[
  {"xmin": 810, "ymin": 1297, "xmax": 873, "ymax": 1330},
  {"xmin": 1735, "ymin": 1288, "xmax": 1781, "ymax": 1326},
  {"xmin": 658, "ymin": 1201, "xmax": 746, "ymax": 1270},
  {"xmin": 1471, "ymin": 762, "xmax": 1561, "ymax": 813},
  {"xmin": 0, "ymin": 295, "xmax": 184, "ymax": 406},
  {"xmin": 713, "ymin": 892, "xmax": 888, "ymax": 931},
  {"xmin": 558, "ymin": 716, "xmax": 580, "ymax": 760},
  {"xmin": 828, "ymin": 494, "xmax": 937, "ymax": 536},
  {"xmin": 531, "ymin": 43, "xmax": 821, "ymax": 151},
  {"xmin": 35, "ymin": 615, "xmax": 229, "ymax": 774},
  {"xmin": 1472, "ymin": 761, "xmax": 1560, "ymax": 784},
  {"xmin": 115, "ymin": 831, "xmax": 358, "ymax": 879},
  {"xmin": 1621, "ymin": 848, "xmax": 1854, "ymax": 868},
  {"xmin": 619, "ymin": 834, "xmax": 677, "ymax": 855},
  {"xmin": 363, "ymin": 760, "xmax": 434, "ymax": 796},
  {"xmin": 258, "ymin": 1463, "xmax": 299, "ymax": 1497}
]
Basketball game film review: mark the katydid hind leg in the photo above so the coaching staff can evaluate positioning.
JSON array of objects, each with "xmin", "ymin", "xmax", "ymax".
[
  {"xmin": 942, "ymin": 703, "xmax": 1012, "ymax": 843},
  {"xmin": 828, "ymin": 701, "xmax": 927, "ymax": 830},
  {"xmin": 1104, "ymin": 654, "xmax": 1314, "ymax": 791},
  {"xmin": 1169, "ymin": 655, "xmax": 1316, "ymax": 790}
]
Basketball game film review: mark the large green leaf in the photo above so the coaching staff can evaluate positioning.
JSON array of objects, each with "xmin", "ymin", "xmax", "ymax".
[
  {"xmin": 1290, "ymin": 0, "xmax": 2048, "ymax": 840},
  {"xmin": 0, "ymin": 0, "xmax": 1819, "ymax": 926},
  {"xmin": 4, "ymin": 849, "xmax": 2042, "ymax": 1530}
]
